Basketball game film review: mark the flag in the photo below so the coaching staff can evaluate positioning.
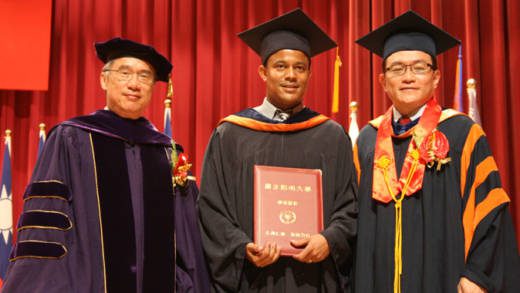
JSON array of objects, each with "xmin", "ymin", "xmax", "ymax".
[
  {"xmin": 164, "ymin": 75, "xmax": 174, "ymax": 138},
  {"xmin": 164, "ymin": 77, "xmax": 178, "ymax": 167},
  {"xmin": 452, "ymin": 45, "xmax": 463, "ymax": 112},
  {"xmin": 37, "ymin": 123, "xmax": 46, "ymax": 159},
  {"xmin": 466, "ymin": 78, "xmax": 481, "ymax": 125},
  {"xmin": 164, "ymin": 99, "xmax": 172, "ymax": 137},
  {"xmin": 348, "ymin": 102, "xmax": 359, "ymax": 146},
  {"xmin": 331, "ymin": 47, "xmax": 342, "ymax": 114},
  {"xmin": 0, "ymin": 130, "xmax": 13, "ymax": 286}
]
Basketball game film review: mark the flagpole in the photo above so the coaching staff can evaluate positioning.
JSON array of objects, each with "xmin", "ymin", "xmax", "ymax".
[{"xmin": 453, "ymin": 45, "xmax": 463, "ymax": 112}]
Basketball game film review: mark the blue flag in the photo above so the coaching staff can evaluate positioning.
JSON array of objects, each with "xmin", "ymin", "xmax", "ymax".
[
  {"xmin": 164, "ymin": 99, "xmax": 172, "ymax": 137},
  {"xmin": 0, "ymin": 131, "xmax": 13, "ymax": 285}
]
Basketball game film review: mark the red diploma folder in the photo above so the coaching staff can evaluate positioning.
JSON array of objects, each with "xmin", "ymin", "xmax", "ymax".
[{"xmin": 253, "ymin": 165, "xmax": 323, "ymax": 255}]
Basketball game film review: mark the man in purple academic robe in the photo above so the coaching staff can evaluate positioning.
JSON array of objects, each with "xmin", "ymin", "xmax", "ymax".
[{"xmin": 1, "ymin": 38, "xmax": 209, "ymax": 293}]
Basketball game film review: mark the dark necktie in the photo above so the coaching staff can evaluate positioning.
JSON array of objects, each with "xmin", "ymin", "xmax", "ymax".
[{"xmin": 273, "ymin": 109, "xmax": 290, "ymax": 122}]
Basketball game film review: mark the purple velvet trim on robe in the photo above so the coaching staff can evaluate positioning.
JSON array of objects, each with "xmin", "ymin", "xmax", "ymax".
[
  {"xmin": 91, "ymin": 132, "xmax": 138, "ymax": 292},
  {"xmin": 23, "ymin": 181, "xmax": 70, "ymax": 201},
  {"xmin": 19, "ymin": 211, "xmax": 71, "ymax": 230},
  {"xmin": 90, "ymin": 130, "xmax": 176, "ymax": 292},
  {"xmin": 10, "ymin": 241, "xmax": 66, "ymax": 259},
  {"xmin": 141, "ymin": 141, "xmax": 175, "ymax": 292},
  {"xmin": 61, "ymin": 110, "xmax": 171, "ymax": 145}
]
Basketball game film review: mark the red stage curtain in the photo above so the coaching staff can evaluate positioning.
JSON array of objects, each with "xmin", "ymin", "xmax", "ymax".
[{"xmin": 1, "ymin": 0, "xmax": 519, "ymax": 245}]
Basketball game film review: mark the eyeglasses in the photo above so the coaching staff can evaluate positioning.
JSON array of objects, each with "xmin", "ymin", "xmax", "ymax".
[
  {"xmin": 103, "ymin": 69, "xmax": 155, "ymax": 85},
  {"xmin": 385, "ymin": 61, "xmax": 434, "ymax": 76}
]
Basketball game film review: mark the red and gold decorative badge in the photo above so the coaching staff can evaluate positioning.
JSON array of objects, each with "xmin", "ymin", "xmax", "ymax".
[
  {"xmin": 418, "ymin": 129, "xmax": 451, "ymax": 171},
  {"xmin": 173, "ymin": 152, "xmax": 193, "ymax": 187}
]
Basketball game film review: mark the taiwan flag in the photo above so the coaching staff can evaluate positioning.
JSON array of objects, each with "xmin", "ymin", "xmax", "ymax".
[{"xmin": 0, "ymin": 130, "xmax": 13, "ymax": 287}]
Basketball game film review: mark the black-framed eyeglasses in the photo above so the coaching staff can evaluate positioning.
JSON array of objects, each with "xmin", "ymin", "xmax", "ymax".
[
  {"xmin": 385, "ymin": 61, "xmax": 434, "ymax": 76},
  {"xmin": 103, "ymin": 69, "xmax": 155, "ymax": 85}
]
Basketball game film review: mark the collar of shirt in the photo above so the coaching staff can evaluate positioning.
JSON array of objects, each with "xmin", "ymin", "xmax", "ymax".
[
  {"xmin": 253, "ymin": 98, "xmax": 303, "ymax": 122},
  {"xmin": 392, "ymin": 104, "xmax": 427, "ymax": 123},
  {"xmin": 253, "ymin": 97, "xmax": 279, "ymax": 120}
]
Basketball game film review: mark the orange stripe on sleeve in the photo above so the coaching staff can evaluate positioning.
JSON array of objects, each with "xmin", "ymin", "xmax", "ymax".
[
  {"xmin": 219, "ymin": 115, "xmax": 329, "ymax": 132},
  {"xmin": 460, "ymin": 124, "xmax": 486, "ymax": 197},
  {"xmin": 474, "ymin": 188, "xmax": 510, "ymax": 231},
  {"xmin": 353, "ymin": 143, "xmax": 360, "ymax": 185},
  {"xmin": 462, "ymin": 156, "xmax": 499, "ymax": 259}
]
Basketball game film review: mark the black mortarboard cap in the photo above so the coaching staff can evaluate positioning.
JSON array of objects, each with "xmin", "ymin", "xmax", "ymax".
[
  {"xmin": 238, "ymin": 8, "xmax": 337, "ymax": 64},
  {"xmin": 95, "ymin": 37, "xmax": 172, "ymax": 82},
  {"xmin": 356, "ymin": 10, "xmax": 460, "ymax": 60}
]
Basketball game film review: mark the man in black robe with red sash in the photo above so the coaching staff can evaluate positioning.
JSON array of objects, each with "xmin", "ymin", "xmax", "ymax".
[
  {"xmin": 354, "ymin": 11, "xmax": 519, "ymax": 293},
  {"xmin": 2, "ymin": 38, "xmax": 209, "ymax": 292},
  {"xmin": 197, "ymin": 9, "xmax": 357, "ymax": 292}
]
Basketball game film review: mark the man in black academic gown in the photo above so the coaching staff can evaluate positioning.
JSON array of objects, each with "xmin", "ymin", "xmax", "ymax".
[
  {"xmin": 197, "ymin": 8, "xmax": 357, "ymax": 292},
  {"xmin": 2, "ymin": 38, "xmax": 209, "ymax": 292},
  {"xmin": 354, "ymin": 11, "xmax": 520, "ymax": 293}
]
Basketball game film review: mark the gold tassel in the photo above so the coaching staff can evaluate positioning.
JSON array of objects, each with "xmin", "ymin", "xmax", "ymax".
[
  {"xmin": 380, "ymin": 149, "xmax": 420, "ymax": 293},
  {"xmin": 332, "ymin": 47, "xmax": 342, "ymax": 113}
]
